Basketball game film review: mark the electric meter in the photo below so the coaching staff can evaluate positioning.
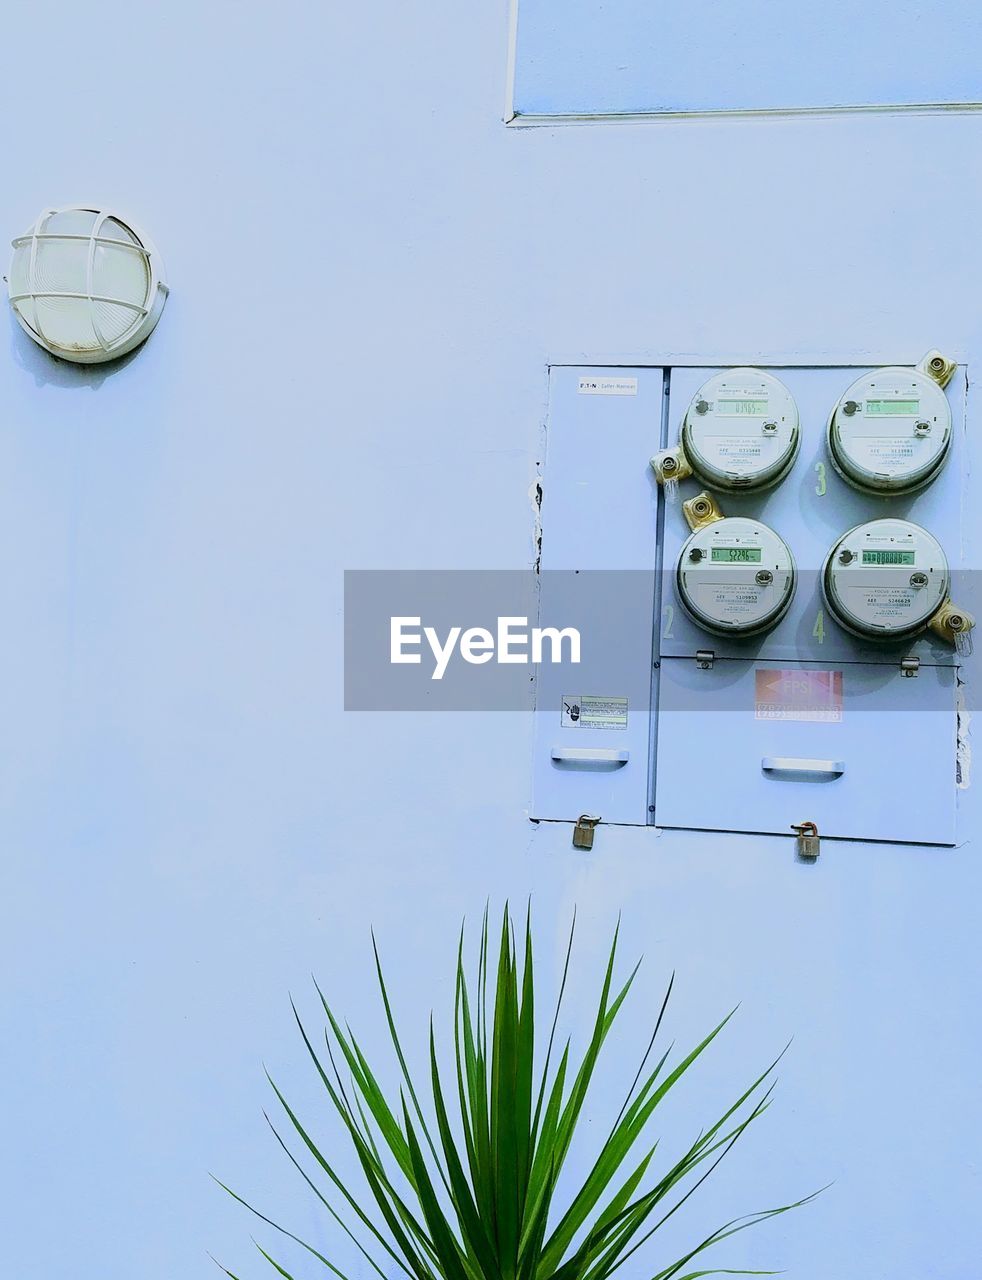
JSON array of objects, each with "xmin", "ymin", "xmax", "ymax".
[
  {"xmin": 826, "ymin": 350, "xmax": 955, "ymax": 495},
  {"xmin": 652, "ymin": 368, "xmax": 799, "ymax": 497},
  {"xmin": 822, "ymin": 518, "xmax": 974, "ymax": 652},
  {"xmin": 675, "ymin": 492, "xmax": 796, "ymax": 637}
]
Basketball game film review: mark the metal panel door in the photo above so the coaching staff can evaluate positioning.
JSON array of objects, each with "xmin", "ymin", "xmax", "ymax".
[
  {"xmin": 531, "ymin": 366, "xmax": 664, "ymax": 825},
  {"xmin": 654, "ymin": 657, "xmax": 957, "ymax": 844}
]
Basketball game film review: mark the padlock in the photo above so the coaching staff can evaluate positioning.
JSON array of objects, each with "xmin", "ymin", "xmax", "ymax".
[
  {"xmin": 791, "ymin": 821, "xmax": 820, "ymax": 860},
  {"xmin": 572, "ymin": 814, "xmax": 601, "ymax": 850}
]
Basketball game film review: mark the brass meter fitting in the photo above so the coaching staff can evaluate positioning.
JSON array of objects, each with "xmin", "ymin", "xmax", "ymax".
[
  {"xmin": 650, "ymin": 445, "xmax": 693, "ymax": 487},
  {"xmin": 918, "ymin": 349, "xmax": 957, "ymax": 389},
  {"xmin": 682, "ymin": 490, "xmax": 725, "ymax": 532},
  {"xmin": 927, "ymin": 599, "xmax": 976, "ymax": 652}
]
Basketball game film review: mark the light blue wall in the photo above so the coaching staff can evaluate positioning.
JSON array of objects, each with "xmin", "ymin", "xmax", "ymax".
[
  {"xmin": 513, "ymin": 0, "xmax": 982, "ymax": 115},
  {"xmin": 1, "ymin": 3, "xmax": 981, "ymax": 1279}
]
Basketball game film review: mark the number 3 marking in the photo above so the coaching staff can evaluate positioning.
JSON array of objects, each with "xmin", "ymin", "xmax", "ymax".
[{"xmin": 814, "ymin": 461, "xmax": 827, "ymax": 496}]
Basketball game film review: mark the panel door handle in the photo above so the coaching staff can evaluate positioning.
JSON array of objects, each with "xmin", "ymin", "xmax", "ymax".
[
  {"xmin": 551, "ymin": 746, "xmax": 629, "ymax": 766},
  {"xmin": 761, "ymin": 756, "xmax": 844, "ymax": 778}
]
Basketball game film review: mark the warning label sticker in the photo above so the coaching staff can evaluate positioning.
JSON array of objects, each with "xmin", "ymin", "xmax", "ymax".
[
  {"xmin": 754, "ymin": 670, "xmax": 843, "ymax": 723},
  {"xmin": 562, "ymin": 695, "xmax": 629, "ymax": 729}
]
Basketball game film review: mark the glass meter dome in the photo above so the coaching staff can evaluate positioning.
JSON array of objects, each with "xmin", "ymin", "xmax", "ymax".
[
  {"xmin": 827, "ymin": 354, "xmax": 954, "ymax": 495},
  {"xmin": 822, "ymin": 519, "xmax": 953, "ymax": 643},
  {"xmin": 676, "ymin": 493, "xmax": 797, "ymax": 637}
]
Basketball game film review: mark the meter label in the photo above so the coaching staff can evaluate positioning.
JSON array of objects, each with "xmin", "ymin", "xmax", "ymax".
[
  {"xmin": 755, "ymin": 670, "xmax": 843, "ymax": 723},
  {"xmin": 850, "ymin": 438, "xmax": 919, "ymax": 471},
  {"xmin": 708, "ymin": 437, "xmax": 764, "ymax": 466},
  {"xmin": 577, "ymin": 376, "xmax": 638, "ymax": 396},
  {"xmin": 858, "ymin": 586, "xmax": 916, "ymax": 620},
  {"xmin": 691, "ymin": 584, "xmax": 765, "ymax": 622},
  {"xmin": 562, "ymin": 695, "xmax": 628, "ymax": 729}
]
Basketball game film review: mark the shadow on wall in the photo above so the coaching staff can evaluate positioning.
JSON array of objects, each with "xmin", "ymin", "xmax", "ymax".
[{"xmin": 7, "ymin": 312, "xmax": 143, "ymax": 391}]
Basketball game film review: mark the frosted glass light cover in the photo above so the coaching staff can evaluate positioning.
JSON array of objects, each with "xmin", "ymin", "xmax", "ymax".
[{"xmin": 8, "ymin": 206, "xmax": 167, "ymax": 363}]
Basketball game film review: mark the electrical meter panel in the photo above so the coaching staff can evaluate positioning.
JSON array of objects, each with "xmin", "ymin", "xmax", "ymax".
[
  {"xmin": 532, "ymin": 357, "xmax": 971, "ymax": 846},
  {"xmin": 653, "ymin": 368, "xmax": 800, "ymax": 496},
  {"xmin": 675, "ymin": 492, "xmax": 796, "ymax": 638},
  {"xmin": 822, "ymin": 518, "xmax": 972, "ymax": 652},
  {"xmin": 827, "ymin": 352, "xmax": 956, "ymax": 495},
  {"xmin": 658, "ymin": 359, "xmax": 969, "ymax": 666}
]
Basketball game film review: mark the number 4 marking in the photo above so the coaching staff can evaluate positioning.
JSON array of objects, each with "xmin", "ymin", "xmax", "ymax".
[{"xmin": 813, "ymin": 608, "xmax": 825, "ymax": 644}]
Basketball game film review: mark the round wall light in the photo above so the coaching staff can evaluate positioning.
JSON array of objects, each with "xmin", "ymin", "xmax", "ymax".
[{"xmin": 8, "ymin": 206, "xmax": 168, "ymax": 363}]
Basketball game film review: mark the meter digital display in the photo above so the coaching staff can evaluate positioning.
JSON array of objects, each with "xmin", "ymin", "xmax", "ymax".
[
  {"xmin": 827, "ymin": 361, "xmax": 952, "ymax": 494},
  {"xmin": 822, "ymin": 519, "xmax": 948, "ymax": 642},
  {"xmin": 711, "ymin": 547, "xmax": 762, "ymax": 562},
  {"xmin": 717, "ymin": 398, "xmax": 769, "ymax": 415},
  {"xmin": 677, "ymin": 514, "xmax": 796, "ymax": 637},
  {"xmin": 866, "ymin": 399, "xmax": 919, "ymax": 416},
  {"xmin": 862, "ymin": 549, "xmax": 915, "ymax": 566},
  {"xmin": 678, "ymin": 368, "xmax": 800, "ymax": 493}
]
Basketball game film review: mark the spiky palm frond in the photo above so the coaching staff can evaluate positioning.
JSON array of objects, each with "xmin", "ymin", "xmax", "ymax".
[{"xmin": 220, "ymin": 905, "xmax": 815, "ymax": 1280}]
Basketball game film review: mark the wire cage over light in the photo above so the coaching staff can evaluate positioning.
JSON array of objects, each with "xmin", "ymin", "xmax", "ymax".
[{"xmin": 7, "ymin": 206, "xmax": 168, "ymax": 364}]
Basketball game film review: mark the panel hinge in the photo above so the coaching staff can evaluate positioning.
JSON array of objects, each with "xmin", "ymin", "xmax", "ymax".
[
  {"xmin": 900, "ymin": 655, "xmax": 920, "ymax": 677},
  {"xmin": 696, "ymin": 649, "xmax": 715, "ymax": 670}
]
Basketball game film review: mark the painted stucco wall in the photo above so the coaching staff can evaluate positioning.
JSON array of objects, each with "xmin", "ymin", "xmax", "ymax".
[
  {"xmin": 1, "ymin": 3, "xmax": 980, "ymax": 1279},
  {"xmin": 511, "ymin": 0, "xmax": 982, "ymax": 114}
]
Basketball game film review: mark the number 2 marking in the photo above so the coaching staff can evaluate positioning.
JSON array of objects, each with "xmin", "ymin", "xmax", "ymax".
[{"xmin": 663, "ymin": 604, "xmax": 675, "ymax": 638}]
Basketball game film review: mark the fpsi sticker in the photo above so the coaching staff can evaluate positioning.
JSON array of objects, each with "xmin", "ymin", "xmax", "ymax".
[{"xmin": 754, "ymin": 670, "xmax": 843, "ymax": 723}]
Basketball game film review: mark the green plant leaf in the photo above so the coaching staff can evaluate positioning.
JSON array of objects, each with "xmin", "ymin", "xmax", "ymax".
[
  {"xmin": 490, "ymin": 908, "xmax": 522, "ymax": 1276},
  {"xmin": 402, "ymin": 1096, "xmax": 474, "ymax": 1280},
  {"xmin": 430, "ymin": 1022, "xmax": 501, "ymax": 1280},
  {"xmin": 213, "ymin": 1178, "xmax": 353, "ymax": 1280},
  {"xmin": 262, "ymin": 1111, "xmax": 390, "ymax": 1280},
  {"xmin": 253, "ymin": 1242, "xmax": 300, "ymax": 1279}
]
